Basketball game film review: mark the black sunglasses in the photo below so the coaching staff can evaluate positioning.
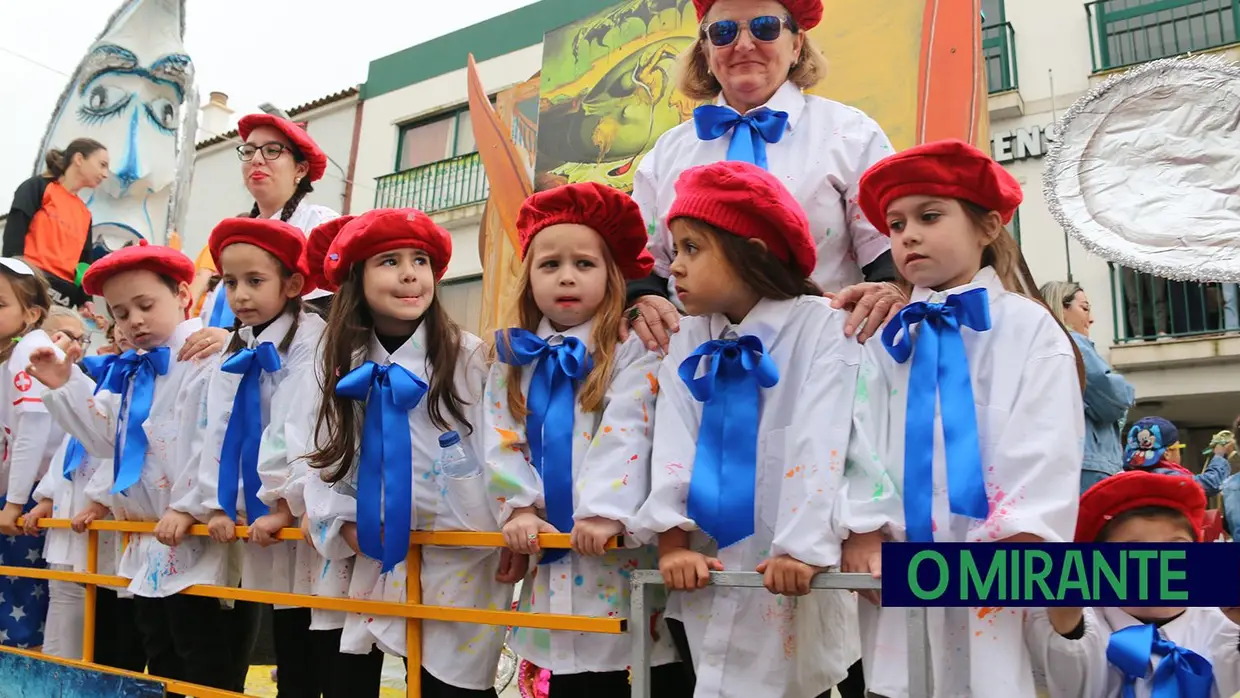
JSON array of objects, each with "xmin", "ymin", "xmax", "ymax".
[{"xmin": 703, "ymin": 15, "xmax": 794, "ymax": 47}]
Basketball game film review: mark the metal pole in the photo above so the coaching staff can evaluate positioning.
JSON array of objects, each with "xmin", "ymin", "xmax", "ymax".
[{"xmin": 628, "ymin": 571, "xmax": 932, "ymax": 697}]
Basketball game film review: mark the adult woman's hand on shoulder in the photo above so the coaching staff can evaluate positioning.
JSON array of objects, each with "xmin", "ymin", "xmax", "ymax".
[{"xmin": 626, "ymin": 0, "xmax": 902, "ymax": 348}]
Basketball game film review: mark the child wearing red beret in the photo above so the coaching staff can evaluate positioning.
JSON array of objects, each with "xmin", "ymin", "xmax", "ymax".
[
  {"xmin": 838, "ymin": 140, "xmax": 1085, "ymax": 698},
  {"xmin": 1026, "ymin": 471, "xmax": 1240, "ymax": 697},
  {"xmin": 632, "ymin": 161, "xmax": 862, "ymax": 696},
  {"xmin": 25, "ymin": 243, "xmax": 252, "ymax": 691},
  {"xmin": 486, "ymin": 183, "xmax": 684, "ymax": 694},
  {"xmin": 166, "ymin": 217, "xmax": 348, "ymax": 695},
  {"xmin": 299, "ymin": 207, "xmax": 512, "ymax": 697}
]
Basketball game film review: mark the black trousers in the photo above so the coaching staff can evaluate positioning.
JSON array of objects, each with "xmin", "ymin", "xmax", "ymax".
[
  {"xmin": 132, "ymin": 595, "xmax": 259, "ymax": 695},
  {"xmin": 403, "ymin": 659, "xmax": 497, "ymax": 698},
  {"xmin": 667, "ymin": 618, "xmax": 867, "ymax": 698},
  {"xmin": 295, "ymin": 627, "xmax": 385, "ymax": 698},
  {"xmin": 548, "ymin": 663, "xmax": 690, "ymax": 697},
  {"xmin": 92, "ymin": 588, "xmax": 146, "ymax": 673}
]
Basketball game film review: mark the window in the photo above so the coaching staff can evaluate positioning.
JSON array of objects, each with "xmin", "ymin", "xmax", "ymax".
[
  {"xmin": 982, "ymin": 0, "xmax": 1005, "ymax": 23},
  {"xmin": 394, "ymin": 102, "xmax": 491, "ymax": 173},
  {"xmin": 1090, "ymin": 0, "xmax": 1239, "ymax": 71}
]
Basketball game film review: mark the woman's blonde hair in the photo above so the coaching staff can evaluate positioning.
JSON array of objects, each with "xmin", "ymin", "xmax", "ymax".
[
  {"xmin": 1038, "ymin": 281, "xmax": 1084, "ymax": 329},
  {"xmin": 498, "ymin": 246, "xmax": 627, "ymax": 422},
  {"xmin": 676, "ymin": 21, "xmax": 828, "ymax": 100}
]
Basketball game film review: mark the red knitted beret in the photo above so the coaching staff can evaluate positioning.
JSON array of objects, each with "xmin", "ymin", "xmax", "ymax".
[
  {"xmin": 668, "ymin": 161, "xmax": 816, "ymax": 277},
  {"xmin": 859, "ymin": 139, "xmax": 1023, "ymax": 236},
  {"xmin": 323, "ymin": 208, "xmax": 453, "ymax": 286},
  {"xmin": 238, "ymin": 114, "xmax": 328, "ymax": 182},
  {"xmin": 82, "ymin": 241, "xmax": 195, "ymax": 297},
  {"xmin": 1075, "ymin": 470, "xmax": 1206, "ymax": 543},
  {"xmin": 304, "ymin": 216, "xmax": 354, "ymax": 293},
  {"xmin": 516, "ymin": 183, "xmax": 654, "ymax": 281},
  {"xmin": 693, "ymin": 0, "xmax": 822, "ymax": 30},
  {"xmin": 208, "ymin": 217, "xmax": 310, "ymax": 287}
]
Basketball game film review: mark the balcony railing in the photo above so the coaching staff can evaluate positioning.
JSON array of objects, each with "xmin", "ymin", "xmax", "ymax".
[
  {"xmin": 1109, "ymin": 264, "xmax": 1240, "ymax": 342},
  {"xmin": 374, "ymin": 151, "xmax": 489, "ymax": 214},
  {"xmin": 1087, "ymin": 0, "xmax": 1240, "ymax": 72},
  {"xmin": 983, "ymin": 22, "xmax": 1019, "ymax": 93}
]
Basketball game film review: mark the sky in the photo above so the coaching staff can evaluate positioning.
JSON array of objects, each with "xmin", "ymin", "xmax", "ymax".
[{"xmin": 0, "ymin": 0, "xmax": 540, "ymax": 212}]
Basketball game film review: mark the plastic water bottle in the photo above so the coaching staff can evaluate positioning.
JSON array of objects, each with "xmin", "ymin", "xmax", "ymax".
[{"xmin": 436, "ymin": 430, "xmax": 479, "ymax": 480}]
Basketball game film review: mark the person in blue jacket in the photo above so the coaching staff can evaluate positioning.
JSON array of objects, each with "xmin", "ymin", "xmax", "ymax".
[{"xmin": 1041, "ymin": 282, "xmax": 1137, "ymax": 493}]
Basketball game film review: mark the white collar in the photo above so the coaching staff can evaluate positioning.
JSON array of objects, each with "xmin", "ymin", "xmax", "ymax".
[
  {"xmin": 910, "ymin": 267, "xmax": 1006, "ymax": 305},
  {"xmin": 162, "ymin": 317, "xmax": 203, "ymax": 357},
  {"xmin": 714, "ymin": 80, "xmax": 807, "ymax": 132},
  {"xmin": 536, "ymin": 316, "xmax": 595, "ymax": 352},
  {"xmin": 706, "ymin": 296, "xmax": 796, "ymax": 346},
  {"xmin": 368, "ymin": 322, "xmax": 429, "ymax": 377},
  {"xmin": 236, "ymin": 310, "xmax": 295, "ymax": 349}
]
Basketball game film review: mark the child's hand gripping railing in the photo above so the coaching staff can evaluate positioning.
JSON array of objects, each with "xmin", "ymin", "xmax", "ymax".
[
  {"xmin": 628, "ymin": 570, "xmax": 933, "ymax": 698},
  {"xmin": 1, "ymin": 517, "xmax": 627, "ymax": 698}
]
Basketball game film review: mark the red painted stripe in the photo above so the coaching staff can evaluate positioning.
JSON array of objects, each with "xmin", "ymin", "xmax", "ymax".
[{"xmin": 12, "ymin": 397, "xmax": 42, "ymax": 405}]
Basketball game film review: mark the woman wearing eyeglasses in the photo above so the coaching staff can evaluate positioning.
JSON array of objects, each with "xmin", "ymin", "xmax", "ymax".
[
  {"xmin": 185, "ymin": 114, "xmax": 339, "ymax": 360},
  {"xmin": 626, "ymin": 0, "xmax": 903, "ymax": 360}
]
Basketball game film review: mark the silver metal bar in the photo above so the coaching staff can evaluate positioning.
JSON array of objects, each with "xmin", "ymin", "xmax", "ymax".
[{"xmin": 629, "ymin": 570, "xmax": 931, "ymax": 698}]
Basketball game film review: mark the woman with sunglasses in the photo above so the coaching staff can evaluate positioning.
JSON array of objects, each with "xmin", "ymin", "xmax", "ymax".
[
  {"xmin": 628, "ymin": 2, "xmax": 880, "ymax": 696},
  {"xmin": 185, "ymin": 114, "xmax": 339, "ymax": 361},
  {"xmin": 626, "ymin": 0, "xmax": 904, "ymax": 358}
]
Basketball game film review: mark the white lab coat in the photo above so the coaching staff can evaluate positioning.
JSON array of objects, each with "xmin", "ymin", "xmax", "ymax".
[
  {"xmin": 633, "ymin": 80, "xmax": 894, "ymax": 294},
  {"xmin": 44, "ymin": 318, "xmax": 231, "ymax": 598},
  {"xmin": 179, "ymin": 310, "xmax": 327, "ymax": 605},
  {"xmin": 634, "ymin": 296, "xmax": 862, "ymax": 698},
  {"xmin": 0, "ymin": 331, "xmax": 67, "ymax": 506},
  {"xmin": 32, "ymin": 438, "xmax": 122, "ymax": 578},
  {"xmin": 301, "ymin": 326, "xmax": 510, "ymax": 690},
  {"xmin": 1026, "ymin": 606, "xmax": 1240, "ymax": 698},
  {"xmin": 483, "ymin": 318, "xmax": 678, "ymax": 674},
  {"xmin": 837, "ymin": 266, "xmax": 1086, "ymax": 698}
]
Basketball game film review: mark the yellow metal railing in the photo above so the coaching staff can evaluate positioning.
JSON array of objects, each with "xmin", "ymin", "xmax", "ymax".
[{"xmin": 2, "ymin": 518, "xmax": 625, "ymax": 698}]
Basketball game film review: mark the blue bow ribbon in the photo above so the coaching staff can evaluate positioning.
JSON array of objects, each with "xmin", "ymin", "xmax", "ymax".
[
  {"xmin": 496, "ymin": 328, "xmax": 593, "ymax": 565},
  {"xmin": 1107, "ymin": 623, "xmax": 1214, "ymax": 698},
  {"xmin": 678, "ymin": 335, "xmax": 779, "ymax": 549},
  {"xmin": 207, "ymin": 289, "xmax": 236, "ymax": 329},
  {"xmin": 62, "ymin": 355, "xmax": 123, "ymax": 479},
  {"xmin": 218, "ymin": 343, "xmax": 282, "ymax": 522},
  {"xmin": 108, "ymin": 348, "xmax": 170, "ymax": 494},
  {"xmin": 881, "ymin": 287, "xmax": 992, "ymax": 543},
  {"xmin": 694, "ymin": 105, "xmax": 789, "ymax": 170},
  {"xmin": 336, "ymin": 361, "xmax": 428, "ymax": 573}
]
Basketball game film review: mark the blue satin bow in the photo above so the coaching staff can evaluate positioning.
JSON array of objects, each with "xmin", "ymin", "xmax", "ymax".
[
  {"xmin": 679, "ymin": 335, "xmax": 779, "ymax": 549},
  {"xmin": 218, "ymin": 343, "xmax": 282, "ymax": 522},
  {"xmin": 881, "ymin": 287, "xmax": 992, "ymax": 543},
  {"xmin": 62, "ymin": 355, "xmax": 123, "ymax": 479},
  {"xmin": 336, "ymin": 361, "xmax": 428, "ymax": 573},
  {"xmin": 108, "ymin": 348, "xmax": 171, "ymax": 494},
  {"xmin": 694, "ymin": 105, "xmax": 789, "ymax": 170},
  {"xmin": 1107, "ymin": 623, "xmax": 1214, "ymax": 698},
  {"xmin": 207, "ymin": 289, "xmax": 236, "ymax": 329},
  {"xmin": 495, "ymin": 328, "xmax": 593, "ymax": 565}
]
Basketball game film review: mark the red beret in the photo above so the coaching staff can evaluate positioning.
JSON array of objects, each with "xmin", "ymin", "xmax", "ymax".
[
  {"xmin": 209, "ymin": 218, "xmax": 310, "ymax": 286},
  {"xmin": 693, "ymin": 0, "xmax": 822, "ymax": 30},
  {"xmin": 83, "ymin": 241, "xmax": 195, "ymax": 297},
  {"xmin": 516, "ymin": 183, "xmax": 654, "ymax": 281},
  {"xmin": 1075, "ymin": 471, "xmax": 1206, "ymax": 543},
  {"xmin": 859, "ymin": 139, "xmax": 1023, "ymax": 236},
  {"xmin": 323, "ymin": 208, "xmax": 453, "ymax": 286},
  {"xmin": 668, "ymin": 161, "xmax": 816, "ymax": 278},
  {"xmin": 304, "ymin": 216, "xmax": 353, "ymax": 293},
  {"xmin": 238, "ymin": 114, "xmax": 328, "ymax": 182}
]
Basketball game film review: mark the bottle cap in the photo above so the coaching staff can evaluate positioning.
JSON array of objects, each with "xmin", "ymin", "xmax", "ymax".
[{"xmin": 438, "ymin": 430, "xmax": 461, "ymax": 448}]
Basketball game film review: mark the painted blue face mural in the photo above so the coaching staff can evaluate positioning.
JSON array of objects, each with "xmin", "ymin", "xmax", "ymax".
[{"xmin": 35, "ymin": 0, "xmax": 197, "ymax": 256}]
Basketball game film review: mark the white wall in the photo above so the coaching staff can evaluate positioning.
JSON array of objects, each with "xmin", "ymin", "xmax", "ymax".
[
  {"xmin": 351, "ymin": 43, "xmax": 543, "ymax": 293},
  {"xmin": 181, "ymin": 98, "xmax": 358, "ymax": 262}
]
